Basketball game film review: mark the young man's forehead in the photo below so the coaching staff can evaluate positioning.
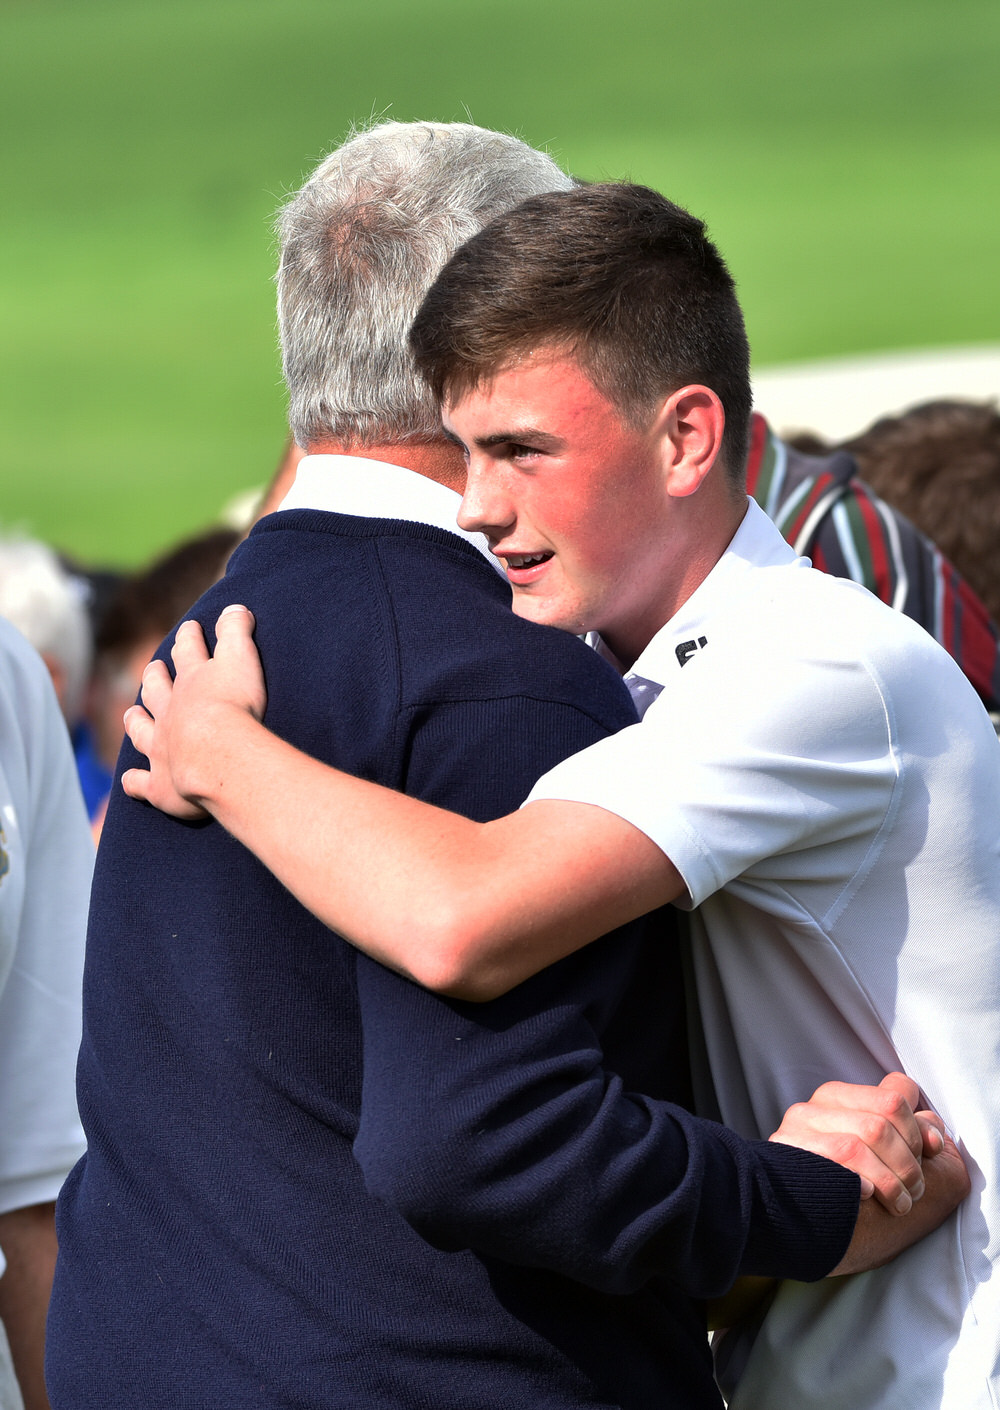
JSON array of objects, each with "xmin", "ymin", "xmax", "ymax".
[{"xmin": 440, "ymin": 341, "xmax": 591, "ymax": 407}]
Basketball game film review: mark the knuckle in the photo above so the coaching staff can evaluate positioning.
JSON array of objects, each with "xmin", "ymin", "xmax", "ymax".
[
  {"xmin": 827, "ymin": 1132, "xmax": 861, "ymax": 1165},
  {"xmin": 776, "ymin": 1104, "xmax": 808, "ymax": 1137},
  {"xmin": 878, "ymin": 1088, "xmax": 908, "ymax": 1119},
  {"xmin": 858, "ymin": 1114, "xmax": 891, "ymax": 1148}
]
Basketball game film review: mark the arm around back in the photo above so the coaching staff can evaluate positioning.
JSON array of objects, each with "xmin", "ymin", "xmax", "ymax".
[{"xmin": 123, "ymin": 607, "xmax": 683, "ymax": 996}]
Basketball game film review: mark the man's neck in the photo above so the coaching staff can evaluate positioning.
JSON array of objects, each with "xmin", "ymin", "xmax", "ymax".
[{"xmin": 306, "ymin": 439, "xmax": 467, "ymax": 495}]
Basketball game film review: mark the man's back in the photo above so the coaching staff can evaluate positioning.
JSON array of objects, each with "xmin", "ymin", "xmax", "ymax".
[{"xmin": 50, "ymin": 505, "xmax": 720, "ymax": 1408}]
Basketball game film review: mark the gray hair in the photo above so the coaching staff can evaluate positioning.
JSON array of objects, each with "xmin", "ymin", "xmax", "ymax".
[
  {"xmin": 276, "ymin": 121, "xmax": 574, "ymax": 449},
  {"xmin": 0, "ymin": 534, "xmax": 93, "ymax": 721}
]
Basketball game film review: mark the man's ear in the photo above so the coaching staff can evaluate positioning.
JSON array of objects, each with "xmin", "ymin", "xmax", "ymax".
[{"xmin": 655, "ymin": 385, "xmax": 726, "ymax": 498}]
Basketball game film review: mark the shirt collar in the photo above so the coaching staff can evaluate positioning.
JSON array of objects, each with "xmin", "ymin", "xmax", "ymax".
[{"xmin": 278, "ymin": 453, "xmax": 505, "ymax": 575}]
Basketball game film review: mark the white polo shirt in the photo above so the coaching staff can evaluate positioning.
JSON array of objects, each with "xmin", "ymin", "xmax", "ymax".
[{"xmin": 528, "ymin": 499, "xmax": 1000, "ymax": 1409}]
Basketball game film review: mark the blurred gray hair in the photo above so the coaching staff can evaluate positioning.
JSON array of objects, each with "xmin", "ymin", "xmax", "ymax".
[
  {"xmin": 277, "ymin": 121, "xmax": 574, "ymax": 449},
  {"xmin": 0, "ymin": 534, "xmax": 92, "ymax": 721}
]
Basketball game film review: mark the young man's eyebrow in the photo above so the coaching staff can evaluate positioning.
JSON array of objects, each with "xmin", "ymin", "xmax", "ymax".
[{"xmin": 474, "ymin": 429, "xmax": 563, "ymax": 451}]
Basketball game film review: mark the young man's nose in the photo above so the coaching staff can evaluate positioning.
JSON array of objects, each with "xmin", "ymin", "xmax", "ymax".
[{"xmin": 457, "ymin": 466, "xmax": 514, "ymax": 537}]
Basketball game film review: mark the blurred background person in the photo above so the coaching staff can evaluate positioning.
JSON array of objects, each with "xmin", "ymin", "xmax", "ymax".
[
  {"xmin": 748, "ymin": 409, "xmax": 1000, "ymax": 712},
  {"xmin": 0, "ymin": 534, "xmax": 104, "ymax": 824},
  {"xmin": 839, "ymin": 399, "xmax": 1000, "ymax": 630},
  {"xmin": 86, "ymin": 525, "xmax": 240, "ymax": 838},
  {"xmin": 0, "ymin": 617, "xmax": 93, "ymax": 1410}
]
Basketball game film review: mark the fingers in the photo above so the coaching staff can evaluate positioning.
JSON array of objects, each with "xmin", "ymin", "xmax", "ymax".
[
  {"xmin": 216, "ymin": 603, "xmax": 256, "ymax": 638},
  {"xmin": 923, "ymin": 1132, "xmax": 971, "ymax": 1209},
  {"xmin": 120, "ymin": 765, "xmax": 151, "ymax": 803},
  {"xmin": 171, "ymin": 617, "xmax": 211, "ymax": 674},
  {"xmin": 771, "ymin": 1073, "xmax": 941, "ymax": 1216},
  {"xmin": 809, "ymin": 1076, "xmax": 924, "ymax": 1160},
  {"xmin": 773, "ymin": 1103, "xmax": 923, "ymax": 1212},
  {"xmin": 831, "ymin": 1134, "xmax": 970, "ymax": 1277},
  {"xmin": 875, "ymin": 1071, "xmax": 921, "ymax": 1115},
  {"xmin": 214, "ymin": 605, "xmax": 261, "ymax": 671},
  {"xmin": 826, "ymin": 1126, "xmax": 921, "ymax": 1215},
  {"xmin": 123, "ymin": 702, "xmax": 154, "ymax": 759},
  {"xmin": 121, "ymin": 606, "xmax": 261, "ymax": 821},
  {"xmin": 150, "ymin": 609, "xmax": 255, "ymax": 686},
  {"xmin": 916, "ymin": 1112, "xmax": 946, "ymax": 1158},
  {"xmin": 120, "ymin": 762, "xmax": 208, "ymax": 820},
  {"xmin": 211, "ymin": 605, "xmax": 267, "ymax": 721},
  {"xmin": 136, "ymin": 658, "xmax": 173, "ymax": 719},
  {"xmin": 875, "ymin": 1073, "xmax": 946, "ymax": 1158}
]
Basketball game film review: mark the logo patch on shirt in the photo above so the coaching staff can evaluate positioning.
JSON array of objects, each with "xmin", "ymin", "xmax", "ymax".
[{"xmin": 675, "ymin": 636, "xmax": 708, "ymax": 667}]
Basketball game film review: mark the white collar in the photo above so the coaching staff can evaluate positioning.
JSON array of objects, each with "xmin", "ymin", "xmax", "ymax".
[{"xmin": 278, "ymin": 453, "xmax": 504, "ymax": 576}]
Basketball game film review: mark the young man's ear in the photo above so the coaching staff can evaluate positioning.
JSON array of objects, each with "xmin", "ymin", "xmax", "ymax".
[{"xmin": 656, "ymin": 385, "xmax": 726, "ymax": 498}]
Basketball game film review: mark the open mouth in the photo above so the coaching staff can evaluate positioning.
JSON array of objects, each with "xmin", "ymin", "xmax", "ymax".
[{"xmin": 501, "ymin": 551, "xmax": 553, "ymax": 570}]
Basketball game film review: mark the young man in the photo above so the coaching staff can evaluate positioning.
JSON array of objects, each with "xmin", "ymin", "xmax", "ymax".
[{"xmin": 126, "ymin": 182, "xmax": 998, "ymax": 1409}]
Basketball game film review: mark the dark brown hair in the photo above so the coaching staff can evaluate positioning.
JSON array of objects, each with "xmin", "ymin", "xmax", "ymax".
[
  {"xmin": 409, "ymin": 183, "xmax": 752, "ymax": 482},
  {"xmin": 842, "ymin": 400, "xmax": 1000, "ymax": 624},
  {"xmin": 96, "ymin": 527, "xmax": 240, "ymax": 658}
]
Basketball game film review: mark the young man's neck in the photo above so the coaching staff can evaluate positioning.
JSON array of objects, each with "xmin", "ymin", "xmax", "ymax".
[{"xmin": 599, "ymin": 491, "xmax": 749, "ymax": 671}]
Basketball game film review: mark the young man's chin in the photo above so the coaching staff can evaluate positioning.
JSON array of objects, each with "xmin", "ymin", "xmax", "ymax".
[{"xmin": 510, "ymin": 595, "xmax": 586, "ymax": 639}]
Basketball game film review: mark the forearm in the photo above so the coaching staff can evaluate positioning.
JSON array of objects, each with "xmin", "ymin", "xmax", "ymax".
[
  {"xmin": 124, "ymin": 609, "xmax": 679, "ymax": 995},
  {"xmin": 0, "ymin": 1203, "xmax": 58, "ymax": 1410},
  {"xmin": 169, "ymin": 702, "xmax": 677, "ymax": 997}
]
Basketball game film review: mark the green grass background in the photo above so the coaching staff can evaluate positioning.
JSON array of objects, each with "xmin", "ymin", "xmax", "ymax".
[{"xmin": 3, "ymin": 0, "xmax": 998, "ymax": 565}]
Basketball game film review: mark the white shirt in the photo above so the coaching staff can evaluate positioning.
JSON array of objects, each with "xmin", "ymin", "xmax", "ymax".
[
  {"xmin": 529, "ymin": 499, "xmax": 1000, "ymax": 1409},
  {"xmin": 0, "ymin": 619, "xmax": 92, "ymax": 1258}
]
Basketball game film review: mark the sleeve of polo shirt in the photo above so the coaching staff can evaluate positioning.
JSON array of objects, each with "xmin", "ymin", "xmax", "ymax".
[{"xmin": 525, "ymin": 643, "xmax": 900, "ymax": 910}]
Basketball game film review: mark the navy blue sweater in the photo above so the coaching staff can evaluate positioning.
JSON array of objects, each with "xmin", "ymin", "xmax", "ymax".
[{"xmin": 49, "ymin": 511, "xmax": 858, "ymax": 1409}]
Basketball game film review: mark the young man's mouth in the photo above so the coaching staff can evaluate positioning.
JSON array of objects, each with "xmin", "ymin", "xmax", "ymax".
[{"xmin": 498, "ymin": 551, "xmax": 554, "ymax": 584}]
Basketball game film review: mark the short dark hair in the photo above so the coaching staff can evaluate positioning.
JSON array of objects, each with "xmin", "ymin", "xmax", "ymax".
[{"xmin": 409, "ymin": 183, "xmax": 752, "ymax": 483}]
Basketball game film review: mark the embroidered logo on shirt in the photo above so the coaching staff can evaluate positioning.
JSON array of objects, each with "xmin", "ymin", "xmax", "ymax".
[{"xmin": 675, "ymin": 636, "xmax": 708, "ymax": 667}]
